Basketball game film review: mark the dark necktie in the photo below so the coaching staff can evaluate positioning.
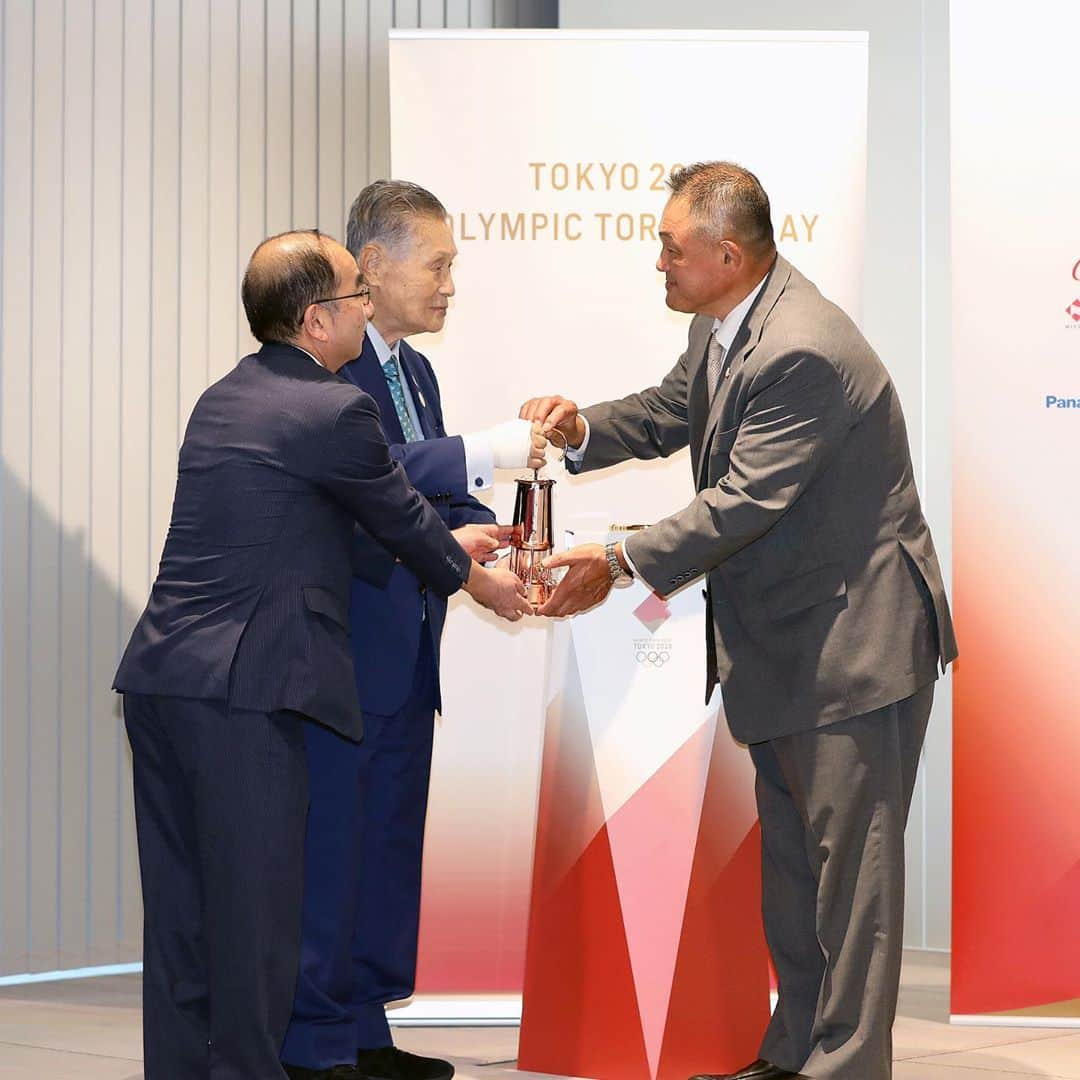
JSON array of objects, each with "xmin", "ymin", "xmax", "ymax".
[{"xmin": 706, "ymin": 334, "xmax": 727, "ymax": 402}]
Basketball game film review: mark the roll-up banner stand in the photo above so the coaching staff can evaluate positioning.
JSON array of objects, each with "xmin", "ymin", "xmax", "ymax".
[
  {"xmin": 387, "ymin": 32, "xmax": 868, "ymax": 1045},
  {"xmin": 950, "ymin": 1, "xmax": 1080, "ymax": 1026}
]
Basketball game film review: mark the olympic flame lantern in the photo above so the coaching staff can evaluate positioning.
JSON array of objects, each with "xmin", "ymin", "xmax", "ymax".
[{"xmin": 509, "ymin": 475, "xmax": 555, "ymax": 608}]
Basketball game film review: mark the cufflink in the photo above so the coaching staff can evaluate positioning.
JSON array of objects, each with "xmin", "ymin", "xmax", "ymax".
[{"xmin": 474, "ymin": 477, "xmax": 483, "ymax": 488}]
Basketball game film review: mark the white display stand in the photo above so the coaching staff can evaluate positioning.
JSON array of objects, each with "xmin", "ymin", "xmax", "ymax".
[{"xmin": 519, "ymin": 516, "xmax": 769, "ymax": 1080}]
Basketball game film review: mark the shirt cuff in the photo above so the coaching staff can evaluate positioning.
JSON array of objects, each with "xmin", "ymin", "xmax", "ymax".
[
  {"xmin": 563, "ymin": 416, "xmax": 591, "ymax": 465},
  {"xmin": 461, "ymin": 431, "xmax": 494, "ymax": 492},
  {"xmin": 620, "ymin": 536, "xmax": 644, "ymax": 580}
]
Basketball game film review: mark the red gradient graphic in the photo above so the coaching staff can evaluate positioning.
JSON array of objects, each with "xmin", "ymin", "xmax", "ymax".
[
  {"xmin": 520, "ymin": 696, "xmax": 769, "ymax": 1078},
  {"xmin": 952, "ymin": 487, "xmax": 1080, "ymax": 1015}
]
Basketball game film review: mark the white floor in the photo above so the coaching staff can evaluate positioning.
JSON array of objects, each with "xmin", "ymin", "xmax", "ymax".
[{"xmin": 0, "ymin": 955, "xmax": 1078, "ymax": 1079}]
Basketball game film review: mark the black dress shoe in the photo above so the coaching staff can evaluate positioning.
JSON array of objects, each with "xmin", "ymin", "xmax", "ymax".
[
  {"xmin": 689, "ymin": 1060, "xmax": 806, "ymax": 1080},
  {"xmin": 283, "ymin": 1064, "xmax": 361, "ymax": 1079},
  {"xmin": 355, "ymin": 1045, "xmax": 454, "ymax": 1080}
]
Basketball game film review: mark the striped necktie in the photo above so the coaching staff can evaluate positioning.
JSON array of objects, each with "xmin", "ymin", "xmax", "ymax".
[
  {"xmin": 381, "ymin": 357, "xmax": 420, "ymax": 443},
  {"xmin": 706, "ymin": 333, "xmax": 727, "ymax": 402}
]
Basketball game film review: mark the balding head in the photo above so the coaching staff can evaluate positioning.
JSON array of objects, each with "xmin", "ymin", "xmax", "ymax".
[
  {"xmin": 242, "ymin": 230, "xmax": 340, "ymax": 344},
  {"xmin": 242, "ymin": 230, "xmax": 370, "ymax": 371}
]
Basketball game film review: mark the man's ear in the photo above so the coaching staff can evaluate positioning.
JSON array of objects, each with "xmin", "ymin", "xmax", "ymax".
[
  {"xmin": 301, "ymin": 301, "xmax": 331, "ymax": 343},
  {"xmin": 359, "ymin": 243, "xmax": 383, "ymax": 286}
]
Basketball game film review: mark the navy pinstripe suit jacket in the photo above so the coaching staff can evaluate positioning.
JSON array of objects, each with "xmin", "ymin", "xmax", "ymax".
[{"xmin": 114, "ymin": 342, "xmax": 471, "ymax": 740}]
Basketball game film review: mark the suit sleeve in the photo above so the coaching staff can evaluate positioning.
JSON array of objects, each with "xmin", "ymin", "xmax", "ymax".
[
  {"xmin": 350, "ymin": 524, "xmax": 397, "ymax": 589},
  {"xmin": 448, "ymin": 493, "xmax": 497, "ymax": 528},
  {"xmin": 388, "ymin": 435, "xmax": 471, "ymax": 500},
  {"xmin": 349, "ymin": 455, "xmax": 494, "ymax": 587},
  {"xmin": 320, "ymin": 395, "xmax": 471, "ymax": 597},
  {"xmin": 625, "ymin": 349, "xmax": 854, "ymax": 594},
  {"xmin": 568, "ymin": 340, "xmax": 692, "ymax": 473}
]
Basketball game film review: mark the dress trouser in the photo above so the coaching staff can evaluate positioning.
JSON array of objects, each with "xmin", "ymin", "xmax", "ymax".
[
  {"xmin": 281, "ymin": 631, "xmax": 438, "ymax": 1067},
  {"xmin": 123, "ymin": 693, "xmax": 308, "ymax": 1080},
  {"xmin": 750, "ymin": 683, "xmax": 934, "ymax": 1080}
]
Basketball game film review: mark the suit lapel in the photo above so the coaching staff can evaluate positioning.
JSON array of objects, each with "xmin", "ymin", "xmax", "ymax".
[
  {"xmin": 693, "ymin": 255, "xmax": 792, "ymax": 491},
  {"xmin": 397, "ymin": 341, "xmax": 438, "ymax": 439},
  {"xmin": 684, "ymin": 316, "xmax": 713, "ymax": 482},
  {"xmin": 338, "ymin": 333, "xmax": 406, "ymax": 444}
]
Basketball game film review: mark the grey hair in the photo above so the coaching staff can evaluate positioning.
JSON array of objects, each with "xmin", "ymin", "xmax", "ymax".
[
  {"xmin": 345, "ymin": 179, "xmax": 447, "ymax": 257},
  {"xmin": 667, "ymin": 161, "xmax": 775, "ymax": 255}
]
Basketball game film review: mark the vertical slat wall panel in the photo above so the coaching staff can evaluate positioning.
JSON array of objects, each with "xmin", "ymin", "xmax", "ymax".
[
  {"xmin": 177, "ymin": 0, "xmax": 212, "ymax": 431},
  {"xmin": 207, "ymin": 0, "xmax": 240, "ymax": 385},
  {"xmin": 367, "ymin": 0, "xmax": 394, "ymax": 180},
  {"xmin": 0, "ymin": 0, "xmax": 555, "ymax": 978},
  {"xmin": 58, "ymin": 0, "xmax": 95, "ymax": 969},
  {"xmin": 237, "ymin": 0, "xmax": 267, "ymax": 361},
  {"xmin": 342, "ymin": 1, "xmax": 370, "ymax": 218},
  {"xmin": 292, "ymin": 1, "xmax": 320, "ymax": 227},
  {"xmin": 265, "ymin": 0, "xmax": 293, "ymax": 235},
  {"xmin": 28, "ymin": 0, "xmax": 65, "ymax": 973},
  {"xmin": 395, "ymin": 1, "xmax": 421, "ymax": 30},
  {"xmin": 470, "ymin": 0, "xmax": 496, "ymax": 29},
  {"xmin": 1, "ymin": 0, "xmax": 35, "ymax": 977},
  {"xmin": 149, "ymin": 0, "xmax": 183, "ymax": 565},
  {"xmin": 118, "ymin": 1, "xmax": 154, "ymax": 955},
  {"xmin": 518, "ymin": 1, "xmax": 556, "ymax": 29},
  {"xmin": 317, "ymin": 0, "xmax": 345, "ymax": 237},
  {"xmin": 445, "ymin": 1, "xmax": 470, "ymax": 29},
  {"xmin": 87, "ymin": 0, "xmax": 124, "ymax": 966},
  {"xmin": 419, "ymin": 0, "xmax": 444, "ymax": 28},
  {"xmin": 494, "ymin": 0, "xmax": 518, "ymax": 29}
]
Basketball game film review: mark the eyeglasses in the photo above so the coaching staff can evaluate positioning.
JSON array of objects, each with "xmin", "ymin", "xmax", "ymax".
[{"xmin": 313, "ymin": 285, "xmax": 371, "ymax": 305}]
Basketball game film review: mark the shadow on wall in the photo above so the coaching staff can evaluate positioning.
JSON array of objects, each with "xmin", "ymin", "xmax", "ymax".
[{"xmin": 0, "ymin": 462, "xmax": 146, "ymax": 977}]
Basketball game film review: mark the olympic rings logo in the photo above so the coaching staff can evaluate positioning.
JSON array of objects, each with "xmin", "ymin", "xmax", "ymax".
[{"xmin": 635, "ymin": 647, "xmax": 672, "ymax": 667}]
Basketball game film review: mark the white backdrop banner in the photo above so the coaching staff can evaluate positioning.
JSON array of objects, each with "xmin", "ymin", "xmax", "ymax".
[
  {"xmin": 950, "ymin": 0, "xmax": 1080, "ymax": 1024},
  {"xmin": 388, "ymin": 29, "xmax": 868, "ymax": 996}
]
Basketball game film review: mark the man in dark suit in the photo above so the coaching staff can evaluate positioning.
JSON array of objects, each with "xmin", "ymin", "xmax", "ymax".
[
  {"xmin": 521, "ymin": 163, "xmax": 957, "ymax": 1080},
  {"xmin": 115, "ymin": 230, "xmax": 531, "ymax": 1080},
  {"xmin": 280, "ymin": 182, "xmax": 544, "ymax": 1080}
]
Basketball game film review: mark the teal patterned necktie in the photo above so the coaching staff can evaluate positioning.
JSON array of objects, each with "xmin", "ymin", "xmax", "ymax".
[{"xmin": 381, "ymin": 357, "xmax": 420, "ymax": 443}]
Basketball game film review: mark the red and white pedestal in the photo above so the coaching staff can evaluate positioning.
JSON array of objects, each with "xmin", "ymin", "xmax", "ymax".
[{"xmin": 519, "ymin": 528, "xmax": 770, "ymax": 1080}]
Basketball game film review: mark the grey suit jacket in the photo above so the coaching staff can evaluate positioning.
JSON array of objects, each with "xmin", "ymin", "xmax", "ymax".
[{"xmin": 573, "ymin": 255, "xmax": 957, "ymax": 743}]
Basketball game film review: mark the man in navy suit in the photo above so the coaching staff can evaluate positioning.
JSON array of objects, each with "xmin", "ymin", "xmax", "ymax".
[
  {"xmin": 280, "ymin": 183, "xmax": 544, "ymax": 1080},
  {"xmin": 115, "ymin": 230, "xmax": 531, "ymax": 1080}
]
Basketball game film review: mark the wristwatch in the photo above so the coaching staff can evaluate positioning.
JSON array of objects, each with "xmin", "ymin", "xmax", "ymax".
[{"xmin": 604, "ymin": 541, "xmax": 633, "ymax": 585}]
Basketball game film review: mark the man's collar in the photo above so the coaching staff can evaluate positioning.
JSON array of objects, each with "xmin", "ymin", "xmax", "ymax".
[
  {"xmin": 292, "ymin": 344, "xmax": 325, "ymax": 369},
  {"xmin": 366, "ymin": 322, "xmax": 400, "ymax": 366},
  {"xmin": 710, "ymin": 272, "xmax": 770, "ymax": 351}
]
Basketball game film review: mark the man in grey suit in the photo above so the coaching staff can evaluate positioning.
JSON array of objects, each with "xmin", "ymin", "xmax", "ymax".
[{"xmin": 520, "ymin": 162, "xmax": 957, "ymax": 1080}]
